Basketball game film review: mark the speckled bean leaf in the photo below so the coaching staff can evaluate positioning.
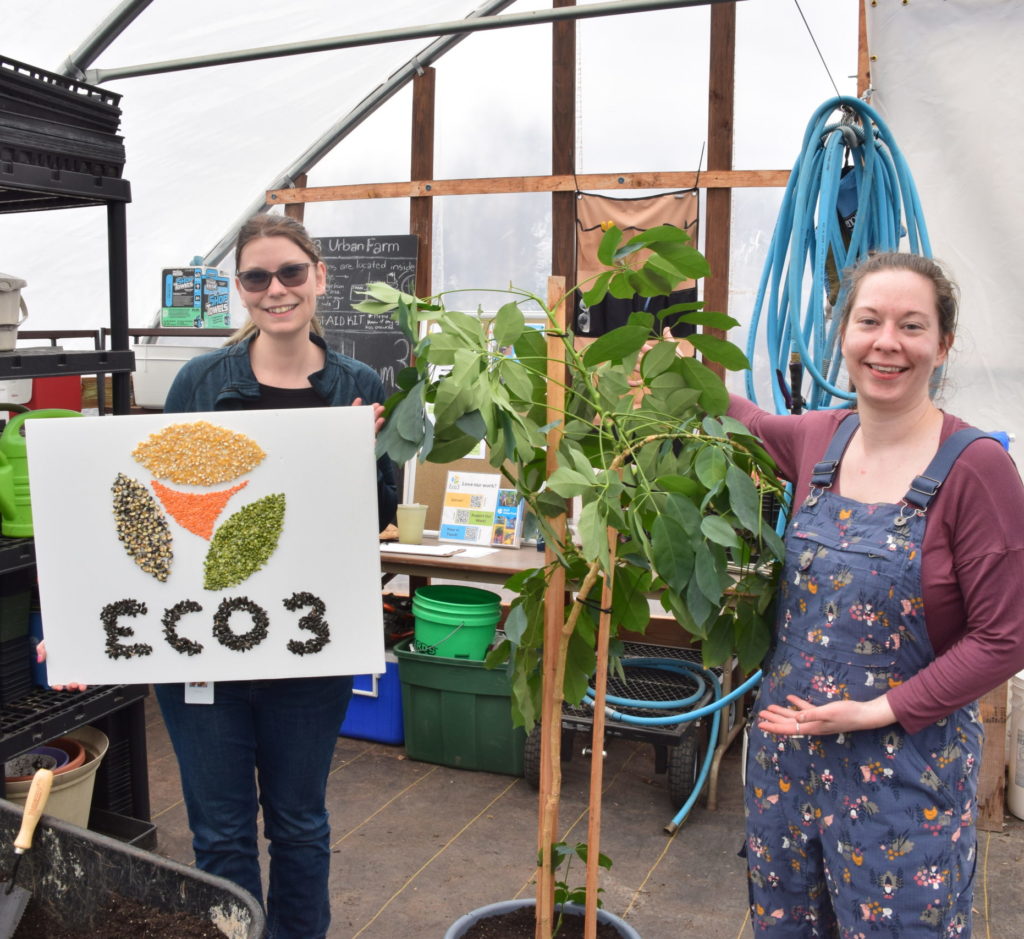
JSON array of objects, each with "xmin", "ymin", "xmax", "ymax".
[
  {"xmin": 111, "ymin": 472, "xmax": 173, "ymax": 582},
  {"xmin": 204, "ymin": 494, "xmax": 286, "ymax": 590}
]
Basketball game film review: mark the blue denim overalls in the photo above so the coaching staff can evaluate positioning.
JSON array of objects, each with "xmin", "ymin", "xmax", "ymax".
[{"xmin": 745, "ymin": 414, "xmax": 989, "ymax": 938}]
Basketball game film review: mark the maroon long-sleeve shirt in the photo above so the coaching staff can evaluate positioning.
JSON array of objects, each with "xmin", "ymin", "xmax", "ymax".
[{"xmin": 730, "ymin": 395, "xmax": 1024, "ymax": 733}]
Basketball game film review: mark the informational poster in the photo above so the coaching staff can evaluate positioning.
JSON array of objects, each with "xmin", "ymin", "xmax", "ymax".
[
  {"xmin": 313, "ymin": 234, "xmax": 418, "ymax": 394},
  {"xmin": 27, "ymin": 408, "xmax": 385, "ymax": 685},
  {"xmin": 438, "ymin": 471, "xmax": 525, "ymax": 549}
]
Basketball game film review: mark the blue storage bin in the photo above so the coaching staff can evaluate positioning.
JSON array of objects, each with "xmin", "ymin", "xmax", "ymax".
[{"xmin": 339, "ymin": 653, "xmax": 403, "ymax": 744}]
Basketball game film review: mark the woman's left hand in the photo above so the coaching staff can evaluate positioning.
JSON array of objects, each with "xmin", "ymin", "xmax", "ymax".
[
  {"xmin": 353, "ymin": 398, "xmax": 386, "ymax": 436},
  {"xmin": 34, "ymin": 640, "xmax": 89, "ymax": 692},
  {"xmin": 758, "ymin": 693, "xmax": 896, "ymax": 736}
]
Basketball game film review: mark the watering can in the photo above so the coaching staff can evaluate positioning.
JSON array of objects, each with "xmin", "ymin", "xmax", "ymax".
[
  {"xmin": 0, "ymin": 274, "xmax": 29, "ymax": 352},
  {"xmin": 0, "ymin": 409, "xmax": 82, "ymax": 537}
]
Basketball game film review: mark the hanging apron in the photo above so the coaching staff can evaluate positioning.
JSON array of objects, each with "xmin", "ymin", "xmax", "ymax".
[{"xmin": 745, "ymin": 414, "xmax": 989, "ymax": 938}]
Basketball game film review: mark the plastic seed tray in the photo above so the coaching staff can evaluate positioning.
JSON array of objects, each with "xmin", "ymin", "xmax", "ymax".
[
  {"xmin": 560, "ymin": 641, "xmax": 718, "ymax": 743},
  {"xmin": 0, "ymin": 684, "xmax": 148, "ymax": 784}
]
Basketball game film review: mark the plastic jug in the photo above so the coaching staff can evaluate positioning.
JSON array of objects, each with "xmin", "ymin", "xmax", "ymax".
[
  {"xmin": 0, "ymin": 409, "xmax": 82, "ymax": 537},
  {"xmin": 0, "ymin": 273, "xmax": 29, "ymax": 352}
]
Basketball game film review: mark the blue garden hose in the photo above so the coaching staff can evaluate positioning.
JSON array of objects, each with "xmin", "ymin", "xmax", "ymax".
[
  {"xmin": 583, "ymin": 657, "xmax": 763, "ymax": 831},
  {"xmin": 744, "ymin": 96, "xmax": 932, "ymax": 415}
]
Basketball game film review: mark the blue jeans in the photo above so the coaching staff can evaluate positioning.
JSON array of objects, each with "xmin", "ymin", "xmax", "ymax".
[{"xmin": 155, "ymin": 676, "xmax": 354, "ymax": 939}]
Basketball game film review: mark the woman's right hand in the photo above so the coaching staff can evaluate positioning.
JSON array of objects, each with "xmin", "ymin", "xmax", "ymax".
[{"xmin": 35, "ymin": 640, "xmax": 89, "ymax": 692}]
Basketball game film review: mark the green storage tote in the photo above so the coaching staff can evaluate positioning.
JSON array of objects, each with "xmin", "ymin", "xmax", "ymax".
[{"xmin": 394, "ymin": 638, "xmax": 525, "ymax": 776}]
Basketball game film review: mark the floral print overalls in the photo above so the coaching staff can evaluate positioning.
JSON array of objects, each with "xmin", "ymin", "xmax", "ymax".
[{"xmin": 745, "ymin": 414, "xmax": 989, "ymax": 938}]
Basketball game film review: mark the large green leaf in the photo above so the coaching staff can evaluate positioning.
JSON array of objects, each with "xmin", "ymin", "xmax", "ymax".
[
  {"xmin": 455, "ymin": 409, "xmax": 487, "ymax": 441},
  {"xmin": 685, "ymin": 334, "xmax": 751, "ymax": 371},
  {"xmin": 734, "ymin": 608, "xmax": 772, "ymax": 671},
  {"xmin": 581, "ymin": 325, "xmax": 650, "ymax": 367},
  {"xmin": 701, "ymin": 614, "xmax": 735, "ymax": 668},
  {"xmin": 694, "ymin": 538, "xmax": 729, "ymax": 604},
  {"xmin": 650, "ymin": 515, "xmax": 694, "ymax": 595},
  {"xmin": 376, "ymin": 418, "xmax": 418, "ymax": 465},
  {"xmin": 581, "ymin": 270, "xmax": 613, "ymax": 308},
  {"xmin": 432, "ymin": 376, "xmax": 473, "ymax": 428},
  {"xmin": 426, "ymin": 429, "xmax": 482, "ymax": 463},
  {"xmin": 660, "ymin": 490, "xmax": 704, "ymax": 537},
  {"xmin": 685, "ymin": 575, "xmax": 714, "ymax": 634},
  {"xmin": 608, "ymin": 271, "xmax": 639, "ymax": 300},
  {"xmin": 674, "ymin": 310, "xmax": 740, "ymax": 330},
  {"xmin": 639, "ymin": 339, "xmax": 682, "ymax": 380},
  {"xmin": 647, "ymin": 242, "xmax": 710, "ymax": 281},
  {"xmin": 393, "ymin": 389, "xmax": 427, "ymax": 444},
  {"xmin": 626, "ymin": 224, "xmax": 690, "ymax": 248},
  {"xmin": 503, "ymin": 604, "xmax": 528, "ymax": 644},
  {"xmin": 494, "ymin": 301, "xmax": 526, "ymax": 348},
  {"xmin": 576, "ymin": 499, "xmax": 609, "ymax": 568},
  {"xmin": 442, "ymin": 310, "xmax": 488, "ymax": 345},
  {"xmin": 544, "ymin": 466, "xmax": 593, "ymax": 497},
  {"xmin": 612, "ymin": 565, "xmax": 653, "ymax": 635},
  {"xmin": 701, "ymin": 514, "xmax": 739, "ymax": 549},
  {"xmin": 662, "ymin": 589, "xmax": 701, "ymax": 638},
  {"xmin": 678, "ymin": 357, "xmax": 729, "ymax": 414},
  {"xmin": 725, "ymin": 463, "xmax": 763, "ymax": 534},
  {"xmin": 497, "ymin": 357, "xmax": 535, "ymax": 403},
  {"xmin": 423, "ymin": 332, "xmax": 472, "ymax": 365},
  {"xmin": 694, "ymin": 445, "xmax": 727, "ymax": 490},
  {"xmin": 597, "ymin": 226, "xmax": 622, "ymax": 265},
  {"xmin": 564, "ymin": 632, "xmax": 597, "ymax": 706}
]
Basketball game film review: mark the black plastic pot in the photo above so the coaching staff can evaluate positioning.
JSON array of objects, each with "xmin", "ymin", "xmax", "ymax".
[
  {"xmin": 0, "ymin": 797, "xmax": 265, "ymax": 937},
  {"xmin": 444, "ymin": 898, "xmax": 641, "ymax": 937}
]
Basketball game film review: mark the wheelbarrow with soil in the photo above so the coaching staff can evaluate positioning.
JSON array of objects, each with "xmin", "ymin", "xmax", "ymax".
[{"xmin": 0, "ymin": 797, "xmax": 265, "ymax": 937}]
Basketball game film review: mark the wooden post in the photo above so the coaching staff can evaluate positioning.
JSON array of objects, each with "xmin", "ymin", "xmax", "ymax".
[
  {"xmin": 552, "ymin": 0, "xmax": 577, "ymax": 298},
  {"xmin": 410, "ymin": 67, "xmax": 436, "ymax": 299},
  {"xmin": 284, "ymin": 174, "xmax": 306, "ymax": 221},
  {"xmin": 857, "ymin": 0, "xmax": 871, "ymax": 98},
  {"xmin": 978, "ymin": 684, "xmax": 1009, "ymax": 831},
  {"xmin": 703, "ymin": 2, "xmax": 736, "ymax": 378},
  {"xmin": 583, "ymin": 530, "xmax": 616, "ymax": 939},
  {"xmin": 537, "ymin": 276, "xmax": 568, "ymax": 938}
]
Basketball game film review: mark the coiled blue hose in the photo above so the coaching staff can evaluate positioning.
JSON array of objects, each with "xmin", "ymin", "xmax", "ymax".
[
  {"xmin": 744, "ymin": 95, "xmax": 932, "ymax": 414},
  {"xmin": 583, "ymin": 657, "xmax": 763, "ymax": 831}
]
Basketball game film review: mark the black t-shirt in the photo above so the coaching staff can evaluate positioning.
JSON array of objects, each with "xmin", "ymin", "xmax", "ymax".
[{"xmin": 251, "ymin": 384, "xmax": 327, "ymax": 409}]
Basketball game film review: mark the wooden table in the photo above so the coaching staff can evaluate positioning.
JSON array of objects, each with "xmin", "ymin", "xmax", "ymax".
[{"xmin": 380, "ymin": 536, "xmax": 543, "ymax": 590}]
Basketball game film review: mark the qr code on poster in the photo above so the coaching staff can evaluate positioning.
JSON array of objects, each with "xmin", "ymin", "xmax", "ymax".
[
  {"xmin": 450, "ymin": 509, "xmax": 471, "ymax": 524},
  {"xmin": 469, "ymin": 495, "xmax": 487, "ymax": 508}
]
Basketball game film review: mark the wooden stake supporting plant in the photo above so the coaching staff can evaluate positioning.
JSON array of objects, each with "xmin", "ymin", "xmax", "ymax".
[{"xmin": 359, "ymin": 226, "xmax": 784, "ymax": 937}]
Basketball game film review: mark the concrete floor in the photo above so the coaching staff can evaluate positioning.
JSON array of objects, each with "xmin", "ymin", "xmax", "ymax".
[{"xmin": 143, "ymin": 692, "xmax": 1024, "ymax": 939}]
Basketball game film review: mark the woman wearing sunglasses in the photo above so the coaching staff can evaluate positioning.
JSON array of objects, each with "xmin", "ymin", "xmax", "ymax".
[{"xmin": 157, "ymin": 213, "xmax": 398, "ymax": 939}]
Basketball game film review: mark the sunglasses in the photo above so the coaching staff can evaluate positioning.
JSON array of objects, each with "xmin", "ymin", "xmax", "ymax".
[{"xmin": 236, "ymin": 262, "xmax": 312, "ymax": 292}]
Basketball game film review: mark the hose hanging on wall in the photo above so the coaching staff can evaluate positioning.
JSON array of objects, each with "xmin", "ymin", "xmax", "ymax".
[{"xmin": 745, "ymin": 95, "xmax": 932, "ymax": 414}]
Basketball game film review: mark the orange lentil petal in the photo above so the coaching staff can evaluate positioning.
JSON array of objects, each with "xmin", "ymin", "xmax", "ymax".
[{"xmin": 152, "ymin": 479, "xmax": 249, "ymax": 540}]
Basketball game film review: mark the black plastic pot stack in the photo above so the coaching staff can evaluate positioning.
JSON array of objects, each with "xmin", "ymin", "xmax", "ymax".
[{"xmin": 0, "ymin": 55, "xmax": 125, "ymax": 180}]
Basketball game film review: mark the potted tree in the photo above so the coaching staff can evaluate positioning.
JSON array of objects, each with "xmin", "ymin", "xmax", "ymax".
[{"xmin": 360, "ymin": 225, "xmax": 783, "ymax": 937}]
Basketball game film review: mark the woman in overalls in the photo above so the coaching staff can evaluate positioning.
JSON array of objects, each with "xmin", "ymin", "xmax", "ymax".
[{"xmin": 730, "ymin": 252, "xmax": 1024, "ymax": 936}]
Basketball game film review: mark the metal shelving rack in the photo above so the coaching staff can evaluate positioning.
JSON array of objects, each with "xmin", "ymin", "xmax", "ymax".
[{"xmin": 0, "ymin": 64, "xmax": 151, "ymax": 837}]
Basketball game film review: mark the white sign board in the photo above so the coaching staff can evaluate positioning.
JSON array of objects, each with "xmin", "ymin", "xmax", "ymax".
[{"xmin": 28, "ymin": 408, "xmax": 385, "ymax": 685}]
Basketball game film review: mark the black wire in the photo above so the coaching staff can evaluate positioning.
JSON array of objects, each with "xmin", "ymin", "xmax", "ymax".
[{"xmin": 792, "ymin": 0, "xmax": 842, "ymax": 99}]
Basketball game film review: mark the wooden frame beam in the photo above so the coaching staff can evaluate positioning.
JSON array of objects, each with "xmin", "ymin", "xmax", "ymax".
[{"xmin": 267, "ymin": 169, "xmax": 789, "ymax": 205}]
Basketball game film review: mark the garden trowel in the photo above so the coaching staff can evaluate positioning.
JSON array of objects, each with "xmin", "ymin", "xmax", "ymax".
[{"xmin": 0, "ymin": 767, "xmax": 53, "ymax": 938}]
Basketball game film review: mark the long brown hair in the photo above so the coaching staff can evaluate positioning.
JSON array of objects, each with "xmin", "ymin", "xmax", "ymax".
[
  {"xmin": 838, "ymin": 251, "xmax": 958, "ymax": 350},
  {"xmin": 226, "ymin": 213, "xmax": 326, "ymax": 345}
]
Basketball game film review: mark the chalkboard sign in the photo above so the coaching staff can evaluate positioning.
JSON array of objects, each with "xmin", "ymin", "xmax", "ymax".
[{"xmin": 313, "ymin": 234, "xmax": 418, "ymax": 394}]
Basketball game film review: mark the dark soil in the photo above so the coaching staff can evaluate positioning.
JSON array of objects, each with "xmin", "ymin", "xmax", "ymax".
[
  {"xmin": 14, "ymin": 893, "xmax": 225, "ymax": 938},
  {"xmin": 461, "ymin": 905, "xmax": 624, "ymax": 938}
]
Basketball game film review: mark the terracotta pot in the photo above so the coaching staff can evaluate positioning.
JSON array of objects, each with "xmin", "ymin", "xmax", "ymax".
[
  {"xmin": 444, "ymin": 899, "xmax": 641, "ymax": 938},
  {"xmin": 47, "ymin": 736, "xmax": 88, "ymax": 775}
]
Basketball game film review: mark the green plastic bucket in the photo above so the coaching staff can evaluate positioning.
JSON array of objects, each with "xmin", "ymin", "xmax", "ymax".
[{"xmin": 412, "ymin": 585, "xmax": 502, "ymax": 660}]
